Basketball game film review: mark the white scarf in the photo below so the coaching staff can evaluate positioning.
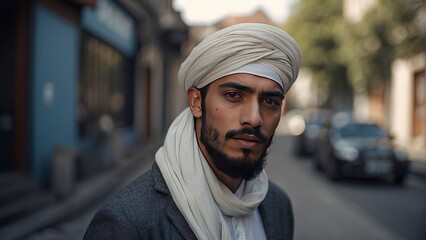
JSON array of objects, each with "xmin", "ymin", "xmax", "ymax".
[{"xmin": 155, "ymin": 108, "xmax": 269, "ymax": 240}]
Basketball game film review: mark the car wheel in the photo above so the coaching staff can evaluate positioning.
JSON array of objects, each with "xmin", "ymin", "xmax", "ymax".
[
  {"xmin": 313, "ymin": 155, "xmax": 322, "ymax": 171},
  {"xmin": 392, "ymin": 173, "xmax": 406, "ymax": 185},
  {"xmin": 325, "ymin": 159, "xmax": 340, "ymax": 181}
]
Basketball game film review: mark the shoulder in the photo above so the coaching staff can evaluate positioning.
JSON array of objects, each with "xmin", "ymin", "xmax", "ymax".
[
  {"xmin": 102, "ymin": 162, "xmax": 172, "ymax": 221},
  {"xmin": 110, "ymin": 167, "xmax": 161, "ymax": 207},
  {"xmin": 84, "ymin": 163, "xmax": 175, "ymax": 239},
  {"xmin": 265, "ymin": 181, "xmax": 292, "ymax": 206}
]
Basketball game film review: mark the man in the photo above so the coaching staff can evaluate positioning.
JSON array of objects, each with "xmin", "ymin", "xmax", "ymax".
[{"xmin": 84, "ymin": 23, "xmax": 301, "ymax": 240}]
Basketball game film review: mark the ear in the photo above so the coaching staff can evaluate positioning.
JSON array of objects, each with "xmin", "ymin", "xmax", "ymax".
[{"xmin": 187, "ymin": 87, "xmax": 202, "ymax": 118}]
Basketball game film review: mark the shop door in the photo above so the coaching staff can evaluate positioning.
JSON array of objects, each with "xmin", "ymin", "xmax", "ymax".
[
  {"xmin": 0, "ymin": 80, "xmax": 14, "ymax": 172},
  {"xmin": 0, "ymin": 1, "xmax": 29, "ymax": 172},
  {"xmin": 0, "ymin": 2, "xmax": 17, "ymax": 171}
]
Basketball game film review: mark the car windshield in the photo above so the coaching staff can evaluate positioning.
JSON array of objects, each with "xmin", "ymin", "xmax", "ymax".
[{"xmin": 338, "ymin": 123, "xmax": 386, "ymax": 138}]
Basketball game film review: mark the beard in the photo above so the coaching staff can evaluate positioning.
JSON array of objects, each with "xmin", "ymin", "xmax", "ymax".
[{"xmin": 200, "ymin": 115, "xmax": 273, "ymax": 180}]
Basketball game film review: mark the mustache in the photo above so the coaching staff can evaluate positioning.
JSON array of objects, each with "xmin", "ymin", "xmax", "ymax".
[{"xmin": 225, "ymin": 128, "xmax": 268, "ymax": 142}]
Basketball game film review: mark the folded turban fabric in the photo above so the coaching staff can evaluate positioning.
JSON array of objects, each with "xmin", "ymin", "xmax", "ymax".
[{"xmin": 178, "ymin": 23, "xmax": 302, "ymax": 94}]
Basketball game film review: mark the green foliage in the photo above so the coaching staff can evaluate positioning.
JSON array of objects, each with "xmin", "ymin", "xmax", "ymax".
[
  {"xmin": 283, "ymin": 0, "xmax": 425, "ymax": 95},
  {"xmin": 345, "ymin": 0, "xmax": 425, "ymax": 90},
  {"xmin": 283, "ymin": 0, "xmax": 351, "ymax": 108}
]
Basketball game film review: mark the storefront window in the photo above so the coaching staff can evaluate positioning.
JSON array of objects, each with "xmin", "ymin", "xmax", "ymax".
[{"xmin": 78, "ymin": 33, "xmax": 133, "ymax": 137}]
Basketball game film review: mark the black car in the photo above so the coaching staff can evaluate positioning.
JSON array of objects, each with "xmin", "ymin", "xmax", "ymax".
[
  {"xmin": 292, "ymin": 108, "xmax": 331, "ymax": 156},
  {"xmin": 314, "ymin": 121, "xmax": 409, "ymax": 184}
]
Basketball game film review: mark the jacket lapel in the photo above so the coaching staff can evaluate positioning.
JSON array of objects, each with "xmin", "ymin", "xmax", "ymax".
[
  {"xmin": 165, "ymin": 202, "xmax": 197, "ymax": 240},
  {"xmin": 258, "ymin": 181, "xmax": 294, "ymax": 240},
  {"xmin": 152, "ymin": 163, "xmax": 197, "ymax": 240},
  {"xmin": 259, "ymin": 199, "xmax": 275, "ymax": 239}
]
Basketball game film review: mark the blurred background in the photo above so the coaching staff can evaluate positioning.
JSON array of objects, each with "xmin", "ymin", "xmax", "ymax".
[{"xmin": 0, "ymin": 0, "xmax": 425, "ymax": 239}]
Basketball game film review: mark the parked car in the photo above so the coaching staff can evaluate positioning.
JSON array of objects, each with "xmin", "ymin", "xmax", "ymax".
[
  {"xmin": 292, "ymin": 108, "xmax": 331, "ymax": 156},
  {"xmin": 314, "ymin": 120, "xmax": 409, "ymax": 184}
]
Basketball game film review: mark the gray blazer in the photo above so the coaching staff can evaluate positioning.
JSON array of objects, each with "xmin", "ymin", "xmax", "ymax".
[{"xmin": 84, "ymin": 162, "xmax": 293, "ymax": 239}]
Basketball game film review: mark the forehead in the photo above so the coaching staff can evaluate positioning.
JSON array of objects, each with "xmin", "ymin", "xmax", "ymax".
[{"xmin": 209, "ymin": 73, "xmax": 283, "ymax": 92}]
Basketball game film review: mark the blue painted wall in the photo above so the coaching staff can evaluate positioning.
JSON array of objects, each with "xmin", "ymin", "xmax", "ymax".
[{"xmin": 31, "ymin": 4, "xmax": 79, "ymax": 186}]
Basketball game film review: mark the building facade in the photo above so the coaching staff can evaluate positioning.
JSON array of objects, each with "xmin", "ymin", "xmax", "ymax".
[
  {"xmin": 343, "ymin": 0, "xmax": 425, "ymax": 155},
  {"xmin": 390, "ymin": 54, "xmax": 425, "ymax": 154},
  {"xmin": 0, "ymin": 0, "xmax": 187, "ymax": 187}
]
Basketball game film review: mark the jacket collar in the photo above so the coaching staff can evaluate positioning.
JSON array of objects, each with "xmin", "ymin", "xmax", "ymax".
[
  {"xmin": 151, "ymin": 162, "xmax": 197, "ymax": 240},
  {"xmin": 258, "ymin": 193, "xmax": 275, "ymax": 239}
]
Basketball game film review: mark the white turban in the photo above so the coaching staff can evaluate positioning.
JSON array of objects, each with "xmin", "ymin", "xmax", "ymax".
[{"xmin": 178, "ymin": 23, "xmax": 302, "ymax": 93}]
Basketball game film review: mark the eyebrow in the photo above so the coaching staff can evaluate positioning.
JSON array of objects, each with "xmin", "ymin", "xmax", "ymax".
[
  {"xmin": 261, "ymin": 90, "xmax": 285, "ymax": 100},
  {"xmin": 218, "ymin": 81, "xmax": 284, "ymax": 99},
  {"xmin": 218, "ymin": 82, "xmax": 255, "ymax": 93}
]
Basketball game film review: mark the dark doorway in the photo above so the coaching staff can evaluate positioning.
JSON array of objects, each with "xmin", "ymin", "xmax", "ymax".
[{"xmin": 0, "ymin": 1, "xmax": 29, "ymax": 172}]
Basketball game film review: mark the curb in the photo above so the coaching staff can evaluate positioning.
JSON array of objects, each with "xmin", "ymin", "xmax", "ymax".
[
  {"xmin": 0, "ymin": 142, "xmax": 161, "ymax": 240},
  {"xmin": 409, "ymin": 160, "xmax": 426, "ymax": 181}
]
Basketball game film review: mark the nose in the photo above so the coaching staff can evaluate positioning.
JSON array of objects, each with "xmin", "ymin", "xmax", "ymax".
[{"xmin": 240, "ymin": 100, "xmax": 263, "ymax": 127}]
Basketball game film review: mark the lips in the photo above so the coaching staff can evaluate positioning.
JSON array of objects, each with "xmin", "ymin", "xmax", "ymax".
[{"xmin": 232, "ymin": 134, "xmax": 263, "ymax": 149}]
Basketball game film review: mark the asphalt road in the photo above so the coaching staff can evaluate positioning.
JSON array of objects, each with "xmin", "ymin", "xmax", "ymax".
[
  {"xmin": 266, "ymin": 135, "xmax": 426, "ymax": 240},
  {"xmin": 26, "ymin": 135, "xmax": 426, "ymax": 240}
]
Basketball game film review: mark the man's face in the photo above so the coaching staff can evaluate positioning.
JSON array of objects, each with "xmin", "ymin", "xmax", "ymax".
[{"xmin": 197, "ymin": 73, "xmax": 284, "ymax": 180}]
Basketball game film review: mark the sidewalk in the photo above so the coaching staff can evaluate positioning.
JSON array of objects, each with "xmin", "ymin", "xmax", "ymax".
[{"xmin": 0, "ymin": 141, "xmax": 161, "ymax": 240}]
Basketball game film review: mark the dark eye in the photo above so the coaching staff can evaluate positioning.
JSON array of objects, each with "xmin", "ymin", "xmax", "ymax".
[
  {"xmin": 224, "ymin": 91, "xmax": 242, "ymax": 101},
  {"xmin": 262, "ymin": 98, "xmax": 281, "ymax": 107}
]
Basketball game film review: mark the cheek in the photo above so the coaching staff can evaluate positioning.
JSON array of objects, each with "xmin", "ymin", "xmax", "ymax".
[
  {"xmin": 262, "ymin": 112, "xmax": 281, "ymax": 135},
  {"xmin": 206, "ymin": 108, "xmax": 240, "ymax": 140},
  {"xmin": 206, "ymin": 100, "xmax": 236, "ymax": 122},
  {"xmin": 207, "ymin": 107, "xmax": 233, "ymax": 130}
]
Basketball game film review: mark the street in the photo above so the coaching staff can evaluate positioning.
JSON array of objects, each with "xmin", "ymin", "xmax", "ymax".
[
  {"xmin": 26, "ymin": 135, "xmax": 426, "ymax": 240},
  {"xmin": 267, "ymin": 135, "xmax": 426, "ymax": 240}
]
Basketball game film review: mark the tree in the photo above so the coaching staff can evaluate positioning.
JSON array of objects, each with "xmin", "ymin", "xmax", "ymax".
[
  {"xmin": 343, "ymin": 0, "xmax": 425, "ymax": 92},
  {"xmin": 283, "ymin": 0, "xmax": 353, "ymax": 109},
  {"xmin": 283, "ymin": 0, "xmax": 425, "ymax": 108}
]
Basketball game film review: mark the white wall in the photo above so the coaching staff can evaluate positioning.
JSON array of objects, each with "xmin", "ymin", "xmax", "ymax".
[{"xmin": 390, "ymin": 53, "xmax": 425, "ymax": 148}]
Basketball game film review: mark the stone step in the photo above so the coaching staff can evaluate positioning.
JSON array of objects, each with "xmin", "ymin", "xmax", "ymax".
[
  {"xmin": 0, "ymin": 172, "xmax": 55, "ymax": 225},
  {"xmin": 0, "ymin": 179, "xmax": 41, "ymax": 206},
  {"xmin": 0, "ymin": 190, "xmax": 55, "ymax": 225}
]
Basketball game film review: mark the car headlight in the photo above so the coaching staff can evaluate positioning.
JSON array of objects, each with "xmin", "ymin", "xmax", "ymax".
[
  {"xmin": 335, "ymin": 146, "xmax": 359, "ymax": 161},
  {"xmin": 394, "ymin": 148, "xmax": 407, "ymax": 161}
]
